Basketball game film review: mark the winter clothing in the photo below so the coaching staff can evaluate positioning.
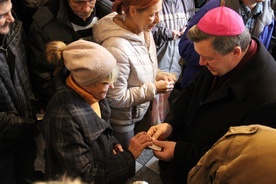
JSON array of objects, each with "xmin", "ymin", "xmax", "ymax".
[
  {"xmin": 28, "ymin": 0, "xmax": 111, "ymax": 107},
  {"xmin": 93, "ymin": 12, "xmax": 158, "ymax": 134},
  {"xmin": 151, "ymin": 0, "xmax": 195, "ymax": 78},
  {"xmin": 11, "ymin": 0, "xmax": 49, "ymax": 33},
  {"xmin": 162, "ymin": 38, "xmax": 276, "ymax": 183},
  {"xmin": 178, "ymin": 0, "xmax": 275, "ymax": 89},
  {"xmin": 62, "ymin": 40, "xmax": 116, "ymax": 86},
  {"xmin": 42, "ymin": 72, "xmax": 135, "ymax": 183},
  {"xmin": 0, "ymin": 18, "xmax": 38, "ymax": 183},
  {"xmin": 188, "ymin": 124, "xmax": 276, "ymax": 184}
]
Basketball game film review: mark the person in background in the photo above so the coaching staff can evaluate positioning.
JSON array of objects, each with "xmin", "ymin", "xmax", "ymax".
[
  {"xmin": 194, "ymin": 0, "xmax": 209, "ymax": 8},
  {"xmin": 269, "ymin": 0, "xmax": 276, "ymax": 59},
  {"xmin": 188, "ymin": 124, "xmax": 276, "ymax": 184},
  {"xmin": 151, "ymin": 0, "xmax": 195, "ymax": 80},
  {"xmin": 27, "ymin": 0, "xmax": 112, "ymax": 112},
  {"xmin": 11, "ymin": 0, "xmax": 49, "ymax": 33},
  {"xmin": 151, "ymin": 0, "xmax": 195, "ymax": 129},
  {"xmin": 0, "ymin": 0, "xmax": 40, "ymax": 183},
  {"xmin": 42, "ymin": 39, "xmax": 153, "ymax": 184},
  {"xmin": 93, "ymin": 0, "xmax": 176, "ymax": 148},
  {"xmin": 147, "ymin": 6, "xmax": 276, "ymax": 184},
  {"xmin": 178, "ymin": 0, "xmax": 275, "ymax": 89}
]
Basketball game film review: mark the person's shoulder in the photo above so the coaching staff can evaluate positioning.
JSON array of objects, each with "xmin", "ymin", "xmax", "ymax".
[
  {"xmin": 200, "ymin": 0, "xmax": 221, "ymax": 12},
  {"xmin": 95, "ymin": 0, "xmax": 112, "ymax": 19},
  {"xmin": 32, "ymin": 5, "xmax": 55, "ymax": 28}
]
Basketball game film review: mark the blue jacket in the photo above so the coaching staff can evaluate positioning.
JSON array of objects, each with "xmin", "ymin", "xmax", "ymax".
[{"xmin": 178, "ymin": 0, "xmax": 275, "ymax": 89}]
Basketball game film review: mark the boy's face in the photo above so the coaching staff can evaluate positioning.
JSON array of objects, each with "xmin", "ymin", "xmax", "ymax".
[{"xmin": 0, "ymin": 0, "xmax": 14, "ymax": 35}]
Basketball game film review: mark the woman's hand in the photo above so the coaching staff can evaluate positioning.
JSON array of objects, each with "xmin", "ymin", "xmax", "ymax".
[
  {"xmin": 155, "ymin": 80, "xmax": 175, "ymax": 93},
  {"xmin": 128, "ymin": 132, "xmax": 153, "ymax": 159},
  {"xmin": 113, "ymin": 144, "xmax": 124, "ymax": 154},
  {"xmin": 156, "ymin": 72, "xmax": 177, "ymax": 82}
]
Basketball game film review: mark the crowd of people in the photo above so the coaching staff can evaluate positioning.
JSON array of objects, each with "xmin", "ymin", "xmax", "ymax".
[{"xmin": 2, "ymin": 0, "xmax": 276, "ymax": 184}]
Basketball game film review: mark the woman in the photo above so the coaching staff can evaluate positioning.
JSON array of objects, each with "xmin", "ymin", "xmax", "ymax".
[
  {"xmin": 93, "ymin": 0, "xmax": 176, "ymax": 148},
  {"xmin": 42, "ymin": 40, "xmax": 152, "ymax": 184}
]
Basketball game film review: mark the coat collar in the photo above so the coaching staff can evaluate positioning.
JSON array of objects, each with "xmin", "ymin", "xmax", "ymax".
[{"xmin": 203, "ymin": 38, "xmax": 266, "ymax": 104}]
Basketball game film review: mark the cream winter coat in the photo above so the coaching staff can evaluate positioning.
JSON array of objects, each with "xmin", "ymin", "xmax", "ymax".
[{"xmin": 93, "ymin": 12, "xmax": 158, "ymax": 133}]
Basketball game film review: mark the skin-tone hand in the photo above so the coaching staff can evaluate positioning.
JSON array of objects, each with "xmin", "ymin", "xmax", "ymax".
[
  {"xmin": 155, "ymin": 80, "xmax": 175, "ymax": 93},
  {"xmin": 147, "ymin": 123, "xmax": 173, "ymax": 141},
  {"xmin": 152, "ymin": 140, "xmax": 176, "ymax": 162},
  {"xmin": 156, "ymin": 73, "xmax": 177, "ymax": 82},
  {"xmin": 128, "ymin": 132, "xmax": 153, "ymax": 159},
  {"xmin": 172, "ymin": 26, "xmax": 187, "ymax": 39},
  {"xmin": 180, "ymin": 27, "xmax": 187, "ymax": 35},
  {"xmin": 172, "ymin": 30, "xmax": 181, "ymax": 39},
  {"xmin": 113, "ymin": 144, "xmax": 124, "ymax": 154}
]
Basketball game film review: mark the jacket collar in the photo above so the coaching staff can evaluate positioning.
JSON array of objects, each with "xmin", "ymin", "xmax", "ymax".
[{"xmin": 203, "ymin": 38, "xmax": 265, "ymax": 104}]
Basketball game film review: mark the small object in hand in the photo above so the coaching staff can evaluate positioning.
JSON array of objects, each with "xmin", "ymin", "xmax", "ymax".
[
  {"xmin": 148, "ymin": 144, "xmax": 162, "ymax": 151},
  {"xmin": 133, "ymin": 181, "xmax": 148, "ymax": 184}
]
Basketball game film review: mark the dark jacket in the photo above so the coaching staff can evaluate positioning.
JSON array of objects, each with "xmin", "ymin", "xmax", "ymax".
[
  {"xmin": 178, "ymin": 0, "xmax": 275, "ymax": 89},
  {"xmin": 42, "ymin": 72, "xmax": 135, "ymax": 183},
  {"xmin": 0, "ymin": 18, "xmax": 38, "ymax": 184},
  {"xmin": 0, "ymin": 19, "xmax": 37, "ymax": 148},
  {"xmin": 165, "ymin": 38, "xmax": 276, "ymax": 182},
  {"xmin": 27, "ymin": 0, "xmax": 111, "ymax": 107}
]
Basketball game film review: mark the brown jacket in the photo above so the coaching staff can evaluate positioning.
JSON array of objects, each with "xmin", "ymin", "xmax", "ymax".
[{"xmin": 188, "ymin": 124, "xmax": 276, "ymax": 184}]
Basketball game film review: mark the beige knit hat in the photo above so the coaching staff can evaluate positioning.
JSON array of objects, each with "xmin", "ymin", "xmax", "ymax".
[{"xmin": 63, "ymin": 40, "xmax": 116, "ymax": 86}]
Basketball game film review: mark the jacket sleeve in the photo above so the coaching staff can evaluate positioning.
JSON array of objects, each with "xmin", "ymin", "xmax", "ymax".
[
  {"xmin": 178, "ymin": 1, "xmax": 219, "ymax": 88},
  {"xmin": 104, "ymin": 46, "xmax": 156, "ymax": 108},
  {"xmin": 172, "ymin": 100, "xmax": 276, "ymax": 173},
  {"xmin": 48, "ymin": 115, "xmax": 135, "ymax": 183},
  {"xmin": 178, "ymin": 6, "xmax": 206, "ymax": 67},
  {"xmin": 260, "ymin": 20, "xmax": 274, "ymax": 49},
  {"xmin": 151, "ymin": 26, "xmax": 172, "ymax": 49},
  {"xmin": 243, "ymin": 101, "xmax": 276, "ymax": 127},
  {"xmin": 28, "ymin": 21, "xmax": 56, "ymax": 105},
  {"xmin": 178, "ymin": 0, "xmax": 221, "ymax": 62},
  {"xmin": 164, "ymin": 79, "xmax": 211, "ymax": 172},
  {"xmin": 174, "ymin": 140, "xmax": 211, "ymax": 173},
  {"xmin": 165, "ymin": 78, "xmax": 194, "ymax": 133},
  {"xmin": 0, "ymin": 112, "xmax": 36, "ymax": 140},
  {"xmin": 95, "ymin": 0, "xmax": 112, "ymax": 19}
]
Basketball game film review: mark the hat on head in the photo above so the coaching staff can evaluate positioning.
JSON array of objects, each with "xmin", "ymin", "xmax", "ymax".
[
  {"xmin": 63, "ymin": 40, "xmax": 116, "ymax": 86},
  {"xmin": 197, "ymin": 6, "xmax": 245, "ymax": 36}
]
